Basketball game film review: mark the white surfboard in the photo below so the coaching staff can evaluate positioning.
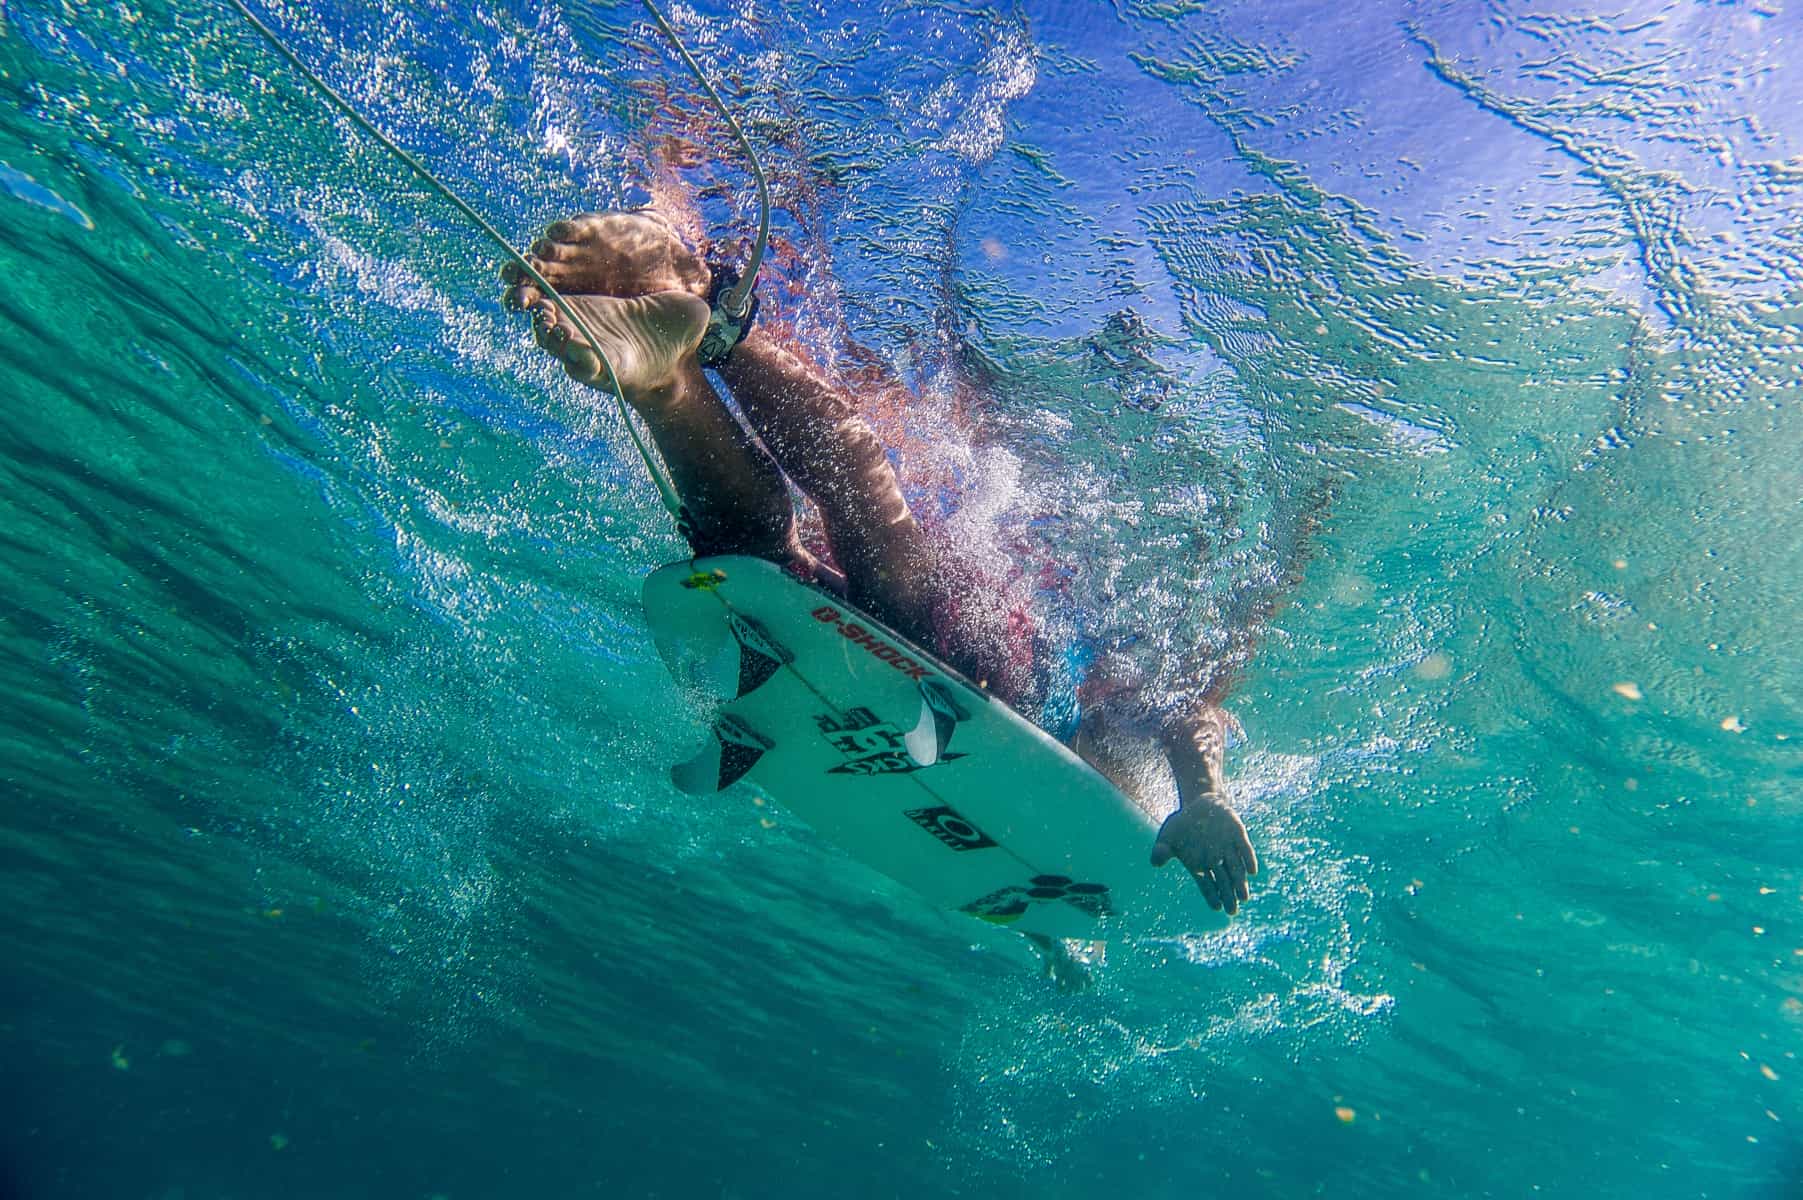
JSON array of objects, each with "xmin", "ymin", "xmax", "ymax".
[{"xmin": 642, "ymin": 556, "xmax": 1227, "ymax": 939}]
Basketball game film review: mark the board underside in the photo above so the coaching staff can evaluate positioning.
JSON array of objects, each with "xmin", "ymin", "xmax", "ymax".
[{"xmin": 642, "ymin": 556, "xmax": 1226, "ymax": 940}]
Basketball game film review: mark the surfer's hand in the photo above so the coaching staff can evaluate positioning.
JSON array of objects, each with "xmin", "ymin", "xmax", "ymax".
[{"xmin": 1150, "ymin": 799, "xmax": 1257, "ymax": 915}]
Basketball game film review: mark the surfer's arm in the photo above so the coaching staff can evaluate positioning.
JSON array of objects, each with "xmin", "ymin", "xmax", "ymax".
[
  {"xmin": 1149, "ymin": 707, "xmax": 1258, "ymax": 914},
  {"xmin": 1159, "ymin": 706, "xmax": 1230, "ymax": 804}
]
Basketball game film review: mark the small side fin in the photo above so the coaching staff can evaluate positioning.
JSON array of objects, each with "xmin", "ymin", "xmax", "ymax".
[
  {"xmin": 726, "ymin": 611, "xmax": 792, "ymax": 698},
  {"xmin": 904, "ymin": 678, "xmax": 967, "ymax": 767},
  {"xmin": 671, "ymin": 714, "xmax": 773, "ymax": 795}
]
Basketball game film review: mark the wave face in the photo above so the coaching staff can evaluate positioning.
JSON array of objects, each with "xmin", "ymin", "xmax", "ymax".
[{"xmin": 2, "ymin": 1, "xmax": 1799, "ymax": 1197}]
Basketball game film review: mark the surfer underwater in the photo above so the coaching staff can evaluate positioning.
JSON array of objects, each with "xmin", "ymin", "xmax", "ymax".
[
  {"xmin": 224, "ymin": 0, "xmax": 1259, "ymax": 980},
  {"xmin": 498, "ymin": 208, "xmax": 1261, "ymax": 930}
]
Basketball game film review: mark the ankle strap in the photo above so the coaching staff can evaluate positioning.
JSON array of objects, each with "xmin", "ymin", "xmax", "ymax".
[{"xmin": 697, "ymin": 261, "xmax": 760, "ymax": 367}]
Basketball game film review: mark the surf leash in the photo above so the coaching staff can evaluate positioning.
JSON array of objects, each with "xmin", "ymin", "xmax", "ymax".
[
  {"xmin": 639, "ymin": 0, "xmax": 771, "ymax": 360},
  {"xmin": 222, "ymin": 0, "xmax": 687, "ymax": 527}
]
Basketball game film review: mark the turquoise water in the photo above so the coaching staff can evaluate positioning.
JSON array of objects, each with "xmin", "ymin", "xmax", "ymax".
[{"xmin": 3, "ymin": 1, "xmax": 1800, "ymax": 1196}]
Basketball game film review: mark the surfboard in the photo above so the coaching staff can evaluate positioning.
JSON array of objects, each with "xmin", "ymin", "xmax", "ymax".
[{"xmin": 641, "ymin": 556, "xmax": 1227, "ymax": 939}]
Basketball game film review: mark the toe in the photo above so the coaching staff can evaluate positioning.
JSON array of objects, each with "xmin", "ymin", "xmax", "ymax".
[
  {"xmin": 544, "ymin": 213, "xmax": 607, "ymax": 244},
  {"xmin": 523, "ymin": 243, "xmax": 578, "ymax": 287},
  {"xmin": 560, "ymin": 346, "xmax": 600, "ymax": 383},
  {"xmin": 503, "ymin": 281, "xmax": 541, "ymax": 312},
  {"xmin": 529, "ymin": 237, "xmax": 581, "ymax": 263},
  {"xmin": 531, "ymin": 301, "xmax": 562, "ymax": 350}
]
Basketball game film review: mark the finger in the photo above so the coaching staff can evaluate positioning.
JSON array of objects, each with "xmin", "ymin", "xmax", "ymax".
[
  {"xmin": 1242, "ymin": 838, "xmax": 1259, "ymax": 877},
  {"xmin": 1214, "ymin": 866, "xmax": 1239, "ymax": 915},
  {"xmin": 1224, "ymin": 857, "xmax": 1250, "ymax": 904},
  {"xmin": 1193, "ymin": 867, "xmax": 1222, "ymax": 911}
]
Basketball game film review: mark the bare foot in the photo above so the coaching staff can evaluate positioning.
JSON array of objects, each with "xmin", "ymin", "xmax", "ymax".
[
  {"xmin": 502, "ymin": 211, "xmax": 707, "ymax": 300},
  {"xmin": 529, "ymin": 289, "xmax": 709, "ymax": 398},
  {"xmin": 502, "ymin": 212, "xmax": 712, "ymax": 401}
]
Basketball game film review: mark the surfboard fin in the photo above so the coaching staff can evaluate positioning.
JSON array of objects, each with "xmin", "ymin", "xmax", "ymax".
[
  {"xmin": 671, "ymin": 713, "xmax": 773, "ymax": 795},
  {"xmin": 725, "ymin": 611, "xmax": 792, "ymax": 698},
  {"xmin": 650, "ymin": 621, "xmax": 738, "ymax": 702},
  {"xmin": 652, "ymin": 611, "xmax": 790, "ymax": 703},
  {"xmin": 904, "ymin": 678, "xmax": 967, "ymax": 767}
]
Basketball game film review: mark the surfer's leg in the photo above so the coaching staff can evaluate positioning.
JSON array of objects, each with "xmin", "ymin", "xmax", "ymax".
[
  {"xmin": 501, "ymin": 211, "xmax": 1009, "ymax": 685},
  {"xmin": 711, "ymin": 330, "xmax": 932, "ymax": 626},
  {"xmin": 712, "ymin": 330, "xmax": 1030, "ymax": 696},
  {"xmin": 505, "ymin": 211, "xmax": 928, "ymax": 606}
]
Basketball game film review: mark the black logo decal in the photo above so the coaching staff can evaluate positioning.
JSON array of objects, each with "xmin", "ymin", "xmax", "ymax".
[
  {"xmin": 904, "ymin": 805, "xmax": 997, "ymax": 852},
  {"xmin": 960, "ymin": 875, "xmax": 1113, "ymax": 924},
  {"xmin": 816, "ymin": 708, "xmax": 961, "ymax": 776}
]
